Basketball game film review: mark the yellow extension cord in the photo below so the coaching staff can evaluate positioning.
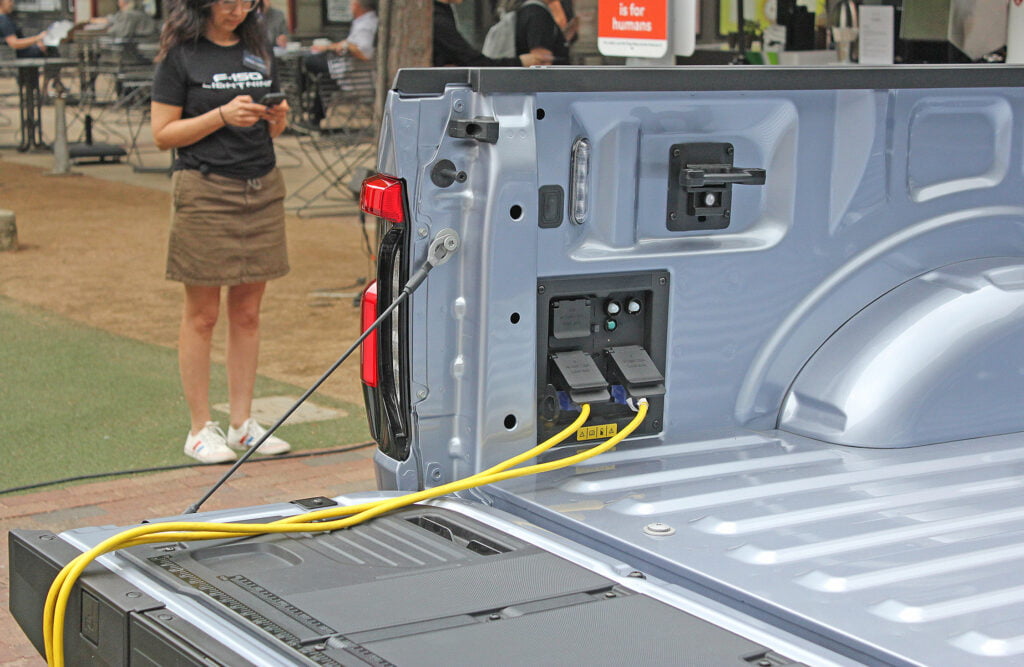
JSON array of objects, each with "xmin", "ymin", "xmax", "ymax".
[{"xmin": 43, "ymin": 400, "xmax": 648, "ymax": 666}]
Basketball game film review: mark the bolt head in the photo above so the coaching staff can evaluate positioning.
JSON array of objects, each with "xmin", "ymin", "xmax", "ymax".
[{"xmin": 643, "ymin": 522, "xmax": 675, "ymax": 536}]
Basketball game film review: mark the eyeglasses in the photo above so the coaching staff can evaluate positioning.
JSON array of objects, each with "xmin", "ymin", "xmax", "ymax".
[{"xmin": 210, "ymin": 0, "xmax": 258, "ymax": 11}]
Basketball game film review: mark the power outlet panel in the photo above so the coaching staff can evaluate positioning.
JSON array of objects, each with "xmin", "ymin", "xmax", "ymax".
[{"xmin": 536, "ymin": 271, "xmax": 669, "ymax": 445}]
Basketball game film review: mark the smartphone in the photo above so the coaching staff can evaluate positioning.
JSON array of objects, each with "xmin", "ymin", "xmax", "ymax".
[{"xmin": 259, "ymin": 92, "xmax": 287, "ymax": 107}]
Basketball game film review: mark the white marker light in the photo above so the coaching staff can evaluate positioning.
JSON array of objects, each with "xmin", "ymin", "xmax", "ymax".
[{"xmin": 569, "ymin": 137, "xmax": 591, "ymax": 225}]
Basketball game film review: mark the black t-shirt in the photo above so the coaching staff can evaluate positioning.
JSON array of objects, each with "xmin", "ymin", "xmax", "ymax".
[
  {"xmin": 515, "ymin": 4, "xmax": 569, "ymax": 64},
  {"xmin": 152, "ymin": 38, "xmax": 279, "ymax": 179},
  {"xmin": 432, "ymin": 2, "xmax": 518, "ymax": 67},
  {"xmin": 0, "ymin": 13, "xmax": 44, "ymax": 58}
]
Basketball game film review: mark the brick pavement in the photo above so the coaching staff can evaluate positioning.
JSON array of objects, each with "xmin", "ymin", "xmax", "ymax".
[{"xmin": 0, "ymin": 446, "xmax": 378, "ymax": 665}]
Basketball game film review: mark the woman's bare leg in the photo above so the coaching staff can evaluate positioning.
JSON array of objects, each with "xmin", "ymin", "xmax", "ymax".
[
  {"xmin": 225, "ymin": 281, "xmax": 267, "ymax": 429},
  {"xmin": 179, "ymin": 285, "xmax": 221, "ymax": 434}
]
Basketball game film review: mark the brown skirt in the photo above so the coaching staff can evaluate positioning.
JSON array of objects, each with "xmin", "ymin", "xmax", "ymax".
[{"xmin": 167, "ymin": 168, "xmax": 289, "ymax": 286}]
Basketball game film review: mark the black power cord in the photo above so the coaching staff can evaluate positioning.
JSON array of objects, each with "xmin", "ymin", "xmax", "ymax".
[{"xmin": 0, "ymin": 441, "xmax": 375, "ymax": 497}]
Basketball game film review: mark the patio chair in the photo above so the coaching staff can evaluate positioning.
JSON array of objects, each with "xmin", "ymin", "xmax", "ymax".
[{"xmin": 286, "ymin": 55, "xmax": 377, "ymax": 218}]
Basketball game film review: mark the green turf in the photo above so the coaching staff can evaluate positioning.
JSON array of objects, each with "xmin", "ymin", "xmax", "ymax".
[{"xmin": 0, "ymin": 297, "xmax": 371, "ymax": 492}]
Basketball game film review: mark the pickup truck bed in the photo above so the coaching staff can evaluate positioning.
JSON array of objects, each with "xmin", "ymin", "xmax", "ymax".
[{"xmin": 11, "ymin": 64, "xmax": 1024, "ymax": 666}]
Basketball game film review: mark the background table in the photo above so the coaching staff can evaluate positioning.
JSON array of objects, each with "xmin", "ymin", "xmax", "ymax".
[{"xmin": 8, "ymin": 57, "xmax": 77, "ymax": 151}]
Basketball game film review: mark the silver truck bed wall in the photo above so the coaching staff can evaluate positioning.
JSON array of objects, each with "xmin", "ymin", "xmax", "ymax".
[{"xmin": 375, "ymin": 66, "xmax": 1024, "ymax": 664}]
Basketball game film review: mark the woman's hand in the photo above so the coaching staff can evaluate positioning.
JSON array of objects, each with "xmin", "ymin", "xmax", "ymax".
[
  {"xmin": 219, "ymin": 95, "xmax": 265, "ymax": 128},
  {"xmin": 261, "ymin": 98, "xmax": 289, "ymax": 138}
]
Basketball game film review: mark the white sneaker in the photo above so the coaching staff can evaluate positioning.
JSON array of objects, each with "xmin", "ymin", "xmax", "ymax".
[
  {"xmin": 227, "ymin": 418, "xmax": 291, "ymax": 455},
  {"xmin": 184, "ymin": 422, "xmax": 237, "ymax": 463}
]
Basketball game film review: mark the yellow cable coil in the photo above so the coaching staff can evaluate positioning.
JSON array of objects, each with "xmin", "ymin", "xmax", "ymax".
[{"xmin": 44, "ymin": 400, "xmax": 648, "ymax": 666}]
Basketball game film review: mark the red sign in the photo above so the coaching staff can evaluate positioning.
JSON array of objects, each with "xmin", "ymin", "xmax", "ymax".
[{"xmin": 598, "ymin": 0, "xmax": 668, "ymax": 58}]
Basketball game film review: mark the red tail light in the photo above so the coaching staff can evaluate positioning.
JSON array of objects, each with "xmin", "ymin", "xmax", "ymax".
[
  {"xmin": 360, "ymin": 281, "xmax": 379, "ymax": 387},
  {"xmin": 360, "ymin": 174, "xmax": 405, "ymax": 223}
]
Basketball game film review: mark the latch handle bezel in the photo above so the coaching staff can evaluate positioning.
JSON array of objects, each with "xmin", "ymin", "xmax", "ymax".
[{"xmin": 666, "ymin": 142, "xmax": 766, "ymax": 232}]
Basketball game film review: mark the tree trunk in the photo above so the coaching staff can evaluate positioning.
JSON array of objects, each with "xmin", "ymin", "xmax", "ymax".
[{"xmin": 375, "ymin": 0, "xmax": 433, "ymax": 130}]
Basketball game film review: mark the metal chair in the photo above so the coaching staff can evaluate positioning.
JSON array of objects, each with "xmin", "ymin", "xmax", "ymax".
[{"xmin": 286, "ymin": 55, "xmax": 377, "ymax": 218}]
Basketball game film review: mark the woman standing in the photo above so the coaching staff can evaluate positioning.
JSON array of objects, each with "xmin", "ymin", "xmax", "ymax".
[{"xmin": 152, "ymin": 0, "xmax": 292, "ymax": 462}]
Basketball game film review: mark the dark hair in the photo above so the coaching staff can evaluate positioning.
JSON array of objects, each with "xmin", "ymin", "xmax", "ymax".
[
  {"xmin": 355, "ymin": 0, "xmax": 377, "ymax": 13},
  {"xmin": 156, "ymin": 0, "xmax": 268, "ymax": 62}
]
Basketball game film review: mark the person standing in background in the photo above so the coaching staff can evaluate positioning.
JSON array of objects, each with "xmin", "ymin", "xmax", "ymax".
[
  {"xmin": 433, "ymin": 0, "xmax": 552, "ymax": 67},
  {"xmin": 151, "ymin": 0, "xmax": 293, "ymax": 463},
  {"xmin": 513, "ymin": 0, "xmax": 569, "ymax": 64},
  {"xmin": 545, "ymin": 0, "xmax": 577, "ymax": 43},
  {"xmin": 262, "ymin": 0, "xmax": 288, "ymax": 48}
]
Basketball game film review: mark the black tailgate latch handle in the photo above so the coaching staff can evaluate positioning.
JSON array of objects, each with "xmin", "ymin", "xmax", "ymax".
[{"xmin": 666, "ymin": 142, "xmax": 766, "ymax": 232}]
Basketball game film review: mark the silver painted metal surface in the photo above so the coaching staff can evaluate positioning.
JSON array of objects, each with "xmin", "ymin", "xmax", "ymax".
[
  {"xmin": 780, "ymin": 257, "xmax": 1024, "ymax": 447},
  {"xmin": 378, "ymin": 68, "xmax": 1024, "ymax": 664},
  {"xmin": 494, "ymin": 430, "xmax": 1024, "ymax": 664}
]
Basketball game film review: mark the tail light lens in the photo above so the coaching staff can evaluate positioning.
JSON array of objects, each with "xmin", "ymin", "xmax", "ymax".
[
  {"xmin": 360, "ymin": 174, "xmax": 405, "ymax": 223},
  {"xmin": 360, "ymin": 280, "xmax": 379, "ymax": 387}
]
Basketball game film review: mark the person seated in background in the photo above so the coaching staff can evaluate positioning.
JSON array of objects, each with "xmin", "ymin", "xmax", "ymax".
[
  {"xmin": 0, "ymin": 0, "xmax": 48, "ymax": 57},
  {"xmin": 262, "ymin": 0, "xmax": 288, "ymax": 49},
  {"xmin": 302, "ymin": 0, "xmax": 377, "ymax": 127},
  {"xmin": 88, "ymin": 0, "xmax": 157, "ymax": 40},
  {"xmin": 307, "ymin": 0, "xmax": 377, "ymax": 62},
  {"xmin": 433, "ymin": 0, "xmax": 552, "ymax": 67}
]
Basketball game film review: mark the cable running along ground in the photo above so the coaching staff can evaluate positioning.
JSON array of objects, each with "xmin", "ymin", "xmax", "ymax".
[{"xmin": 43, "ymin": 401, "xmax": 649, "ymax": 666}]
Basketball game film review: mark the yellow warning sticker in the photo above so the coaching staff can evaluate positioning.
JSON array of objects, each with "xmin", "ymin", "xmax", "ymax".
[{"xmin": 576, "ymin": 423, "xmax": 618, "ymax": 441}]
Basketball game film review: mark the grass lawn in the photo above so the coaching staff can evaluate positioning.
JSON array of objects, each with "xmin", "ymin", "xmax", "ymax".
[{"xmin": 0, "ymin": 297, "xmax": 370, "ymax": 493}]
